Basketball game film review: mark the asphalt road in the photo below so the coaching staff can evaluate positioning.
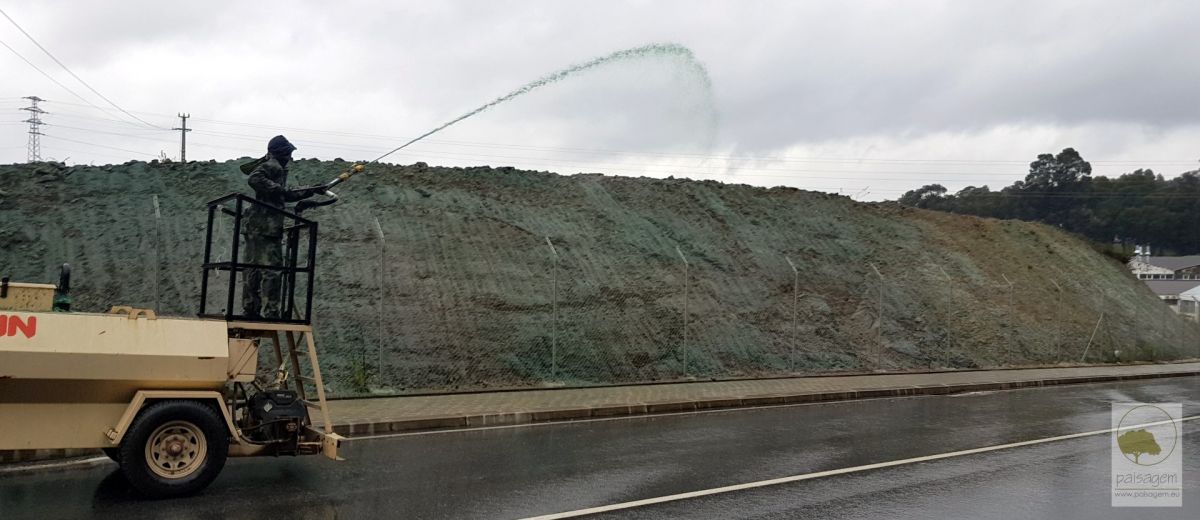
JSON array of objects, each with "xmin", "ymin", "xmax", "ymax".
[{"xmin": 1, "ymin": 378, "xmax": 1196, "ymax": 520}]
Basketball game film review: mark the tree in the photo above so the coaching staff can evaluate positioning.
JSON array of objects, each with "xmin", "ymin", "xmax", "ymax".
[
  {"xmin": 1024, "ymin": 148, "xmax": 1092, "ymax": 190},
  {"xmin": 898, "ymin": 184, "xmax": 948, "ymax": 209},
  {"xmin": 1117, "ymin": 429, "xmax": 1162, "ymax": 464},
  {"xmin": 893, "ymin": 150, "xmax": 1200, "ymax": 254}
]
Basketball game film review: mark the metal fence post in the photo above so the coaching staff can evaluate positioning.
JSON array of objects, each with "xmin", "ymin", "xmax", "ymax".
[
  {"xmin": 1193, "ymin": 296, "xmax": 1200, "ymax": 359},
  {"xmin": 1002, "ymin": 273, "xmax": 1014, "ymax": 364},
  {"xmin": 1081, "ymin": 313, "xmax": 1104, "ymax": 362},
  {"xmin": 785, "ymin": 256, "xmax": 799, "ymax": 372},
  {"xmin": 869, "ymin": 263, "xmax": 884, "ymax": 371},
  {"xmin": 1160, "ymin": 301, "xmax": 1169, "ymax": 348},
  {"xmin": 546, "ymin": 237, "xmax": 559, "ymax": 380},
  {"xmin": 1050, "ymin": 279, "xmax": 1063, "ymax": 362},
  {"xmin": 373, "ymin": 217, "xmax": 385, "ymax": 386},
  {"xmin": 677, "ymin": 246, "xmax": 691, "ymax": 376},
  {"xmin": 152, "ymin": 194, "xmax": 161, "ymax": 313},
  {"xmin": 938, "ymin": 266, "xmax": 952, "ymax": 369}
]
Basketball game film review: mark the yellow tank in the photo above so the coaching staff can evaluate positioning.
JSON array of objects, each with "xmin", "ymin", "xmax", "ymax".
[{"xmin": 0, "ymin": 310, "xmax": 245, "ymax": 449}]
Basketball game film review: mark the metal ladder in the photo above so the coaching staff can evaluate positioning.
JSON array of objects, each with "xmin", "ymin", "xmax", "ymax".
[
  {"xmin": 229, "ymin": 322, "xmax": 334, "ymax": 435},
  {"xmin": 272, "ymin": 327, "xmax": 334, "ymax": 435}
]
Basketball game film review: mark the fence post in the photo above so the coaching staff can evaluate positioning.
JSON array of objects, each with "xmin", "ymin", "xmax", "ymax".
[
  {"xmin": 785, "ymin": 256, "xmax": 799, "ymax": 372},
  {"xmin": 938, "ymin": 266, "xmax": 953, "ymax": 368},
  {"xmin": 1081, "ymin": 313, "xmax": 1104, "ymax": 362},
  {"xmin": 869, "ymin": 263, "xmax": 884, "ymax": 371},
  {"xmin": 373, "ymin": 217, "xmax": 385, "ymax": 386},
  {"xmin": 1193, "ymin": 296, "xmax": 1200, "ymax": 359},
  {"xmin": 677, "ymin": 246, "xmax": 691, "ymax": 376},
  {"xmin": 1002, "ymin": 273, "xmax": 1015, "ymax": 364},
  {"xmin": 546, "ymin": 237, "xmax": 559, "ymax": 380},
  {"xmin": 1050, "ymin": 279, "xmax": 1063, "ymax": 362},
  {"xmin": 152, "ymin": 194, "xmax": 161, "ymax": 313}
]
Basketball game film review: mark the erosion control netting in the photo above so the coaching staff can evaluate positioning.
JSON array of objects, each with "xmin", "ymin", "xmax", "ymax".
[{"xmin": 1, "ymin": 160, "xmax": 1195, "ymax": 395}]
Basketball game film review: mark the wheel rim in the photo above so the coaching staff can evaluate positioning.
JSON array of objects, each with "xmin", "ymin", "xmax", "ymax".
[{"xmin": 144, "ymin": 420, "xmax": 207, "ymax": 480}]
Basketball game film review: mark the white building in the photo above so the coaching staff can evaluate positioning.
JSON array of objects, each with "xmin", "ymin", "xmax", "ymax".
[
  {"xmin": 1128, "ymin": 253, "xmax": 1200, "ymax": 281},
  {"xmin": 1179, "ymin": 286, "xmax": 1200, "ymax": 321}
]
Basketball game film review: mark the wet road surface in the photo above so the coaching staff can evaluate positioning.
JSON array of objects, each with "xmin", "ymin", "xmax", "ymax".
[{"xmin": 1, "ymin": 378, "xmax": 1196, "ymax": 519}]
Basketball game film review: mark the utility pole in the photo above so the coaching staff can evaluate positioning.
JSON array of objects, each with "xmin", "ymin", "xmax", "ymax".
[
  {"xmin": 172, "ymin": 113, "xmax": 191, "ymax": 163},
  {"xmin": 20, "ymin": 96, "xmax": 46, "ymax": 163}
]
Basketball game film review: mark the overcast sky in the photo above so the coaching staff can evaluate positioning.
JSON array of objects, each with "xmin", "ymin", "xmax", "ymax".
[{"xmin": 2, "ymin": 0, "xmax": 1198, "ymax": 200}]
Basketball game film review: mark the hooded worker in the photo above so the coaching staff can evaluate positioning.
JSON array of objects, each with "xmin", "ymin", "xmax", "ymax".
[{"xmin": 241, "ymin": 135, "xmax": 320, "ymax": 319}]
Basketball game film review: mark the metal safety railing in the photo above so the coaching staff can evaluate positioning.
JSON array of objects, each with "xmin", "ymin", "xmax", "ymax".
[{"xmin": 198, "ymin": 193, "xmax": 318, "ymax": 324}]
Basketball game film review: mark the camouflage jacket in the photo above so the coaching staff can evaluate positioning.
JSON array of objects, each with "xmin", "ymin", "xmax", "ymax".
[{"xmin": 244, "ymin": 156, "xmax": 307, "ymax": 237}]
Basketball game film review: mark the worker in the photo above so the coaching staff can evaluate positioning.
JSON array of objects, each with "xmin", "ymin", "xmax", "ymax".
[{"xmin": 241, "ymin": 135, "xmax": 320, "ymax": 319}]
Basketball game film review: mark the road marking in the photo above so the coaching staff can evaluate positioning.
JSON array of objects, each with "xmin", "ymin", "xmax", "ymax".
[{"xmin": 518, "ymin": 415, "xmax": 1199, "ymax": 520}]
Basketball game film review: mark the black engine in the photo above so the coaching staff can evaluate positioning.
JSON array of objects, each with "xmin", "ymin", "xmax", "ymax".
[{"xmin": 244, "ymin": 389, "xmax": 310, "ymax": 452}]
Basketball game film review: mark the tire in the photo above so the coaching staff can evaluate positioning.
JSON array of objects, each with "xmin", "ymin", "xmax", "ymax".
[
  {"xmin": 117, "ymin": 400, "xmax": 229, "ymax": 498},
  {"xmin": 101, "ymin": 448, "xmax": 120, "ymax": 465}
]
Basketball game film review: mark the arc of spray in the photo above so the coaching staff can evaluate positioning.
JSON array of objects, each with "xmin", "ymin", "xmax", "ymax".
[{"xmin": 369, "ymin": 43, "xmax": 715, "ymax": 164}]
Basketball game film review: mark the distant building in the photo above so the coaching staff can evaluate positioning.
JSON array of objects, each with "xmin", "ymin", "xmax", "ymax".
[
  {"xmin": 1129, "ymin": 247, "xmax": 1200, "ymax": 320},
  {"xmin": 1178, "ymin": 285, "xmax": 1200, "ymax": 321},
  {"xmin": 1145, "ymin": 280, "xmax": 1200, "ymax": 306},
  {"xmin": 1127, "ymin": 250, "xmax": 1200, "ymax": 281}
]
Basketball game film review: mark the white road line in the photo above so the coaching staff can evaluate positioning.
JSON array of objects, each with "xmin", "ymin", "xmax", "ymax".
[{"xmin": 518, "ymin": 415, "xmax": 1199, "ymax": 520}]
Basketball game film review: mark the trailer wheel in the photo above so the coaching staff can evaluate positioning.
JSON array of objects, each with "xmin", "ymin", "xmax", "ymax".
[{"xmin": 118, "ymin": 400, "xmax": 229, "ymax": 498}]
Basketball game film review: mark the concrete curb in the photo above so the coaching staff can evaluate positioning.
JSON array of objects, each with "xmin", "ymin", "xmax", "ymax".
[{"xmin": 330, "ymin": 369, "xmax": 1200, "ymax": 437}]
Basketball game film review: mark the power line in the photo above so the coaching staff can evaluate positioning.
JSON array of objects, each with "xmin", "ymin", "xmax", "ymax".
[
  {"xmin": 0, "ymin": 7, "xmax": 165, "ymax": 130},
  {"xmin": 0, "ymin": 35, "xmax": 121, "ymax": 119},
  {"xmin": 39, "ymin": 100, "xmax": 1200, "ymax": 167},
  {"xmin": 40, "ymin": 134, "xmax": 156, "ymax": 157},
  {"xmin": 41, "ymin": 111, "xmax": 171, "ymax": 132}
]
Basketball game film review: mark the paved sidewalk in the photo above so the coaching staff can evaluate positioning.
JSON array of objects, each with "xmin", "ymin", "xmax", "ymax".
[{"xmin": 327, "ymin": 362, "xmax": 1200, "ymax": 436}]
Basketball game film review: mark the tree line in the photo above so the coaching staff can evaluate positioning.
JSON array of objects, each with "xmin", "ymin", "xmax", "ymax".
[{"xmin": 897, "ymin": 148, "xmax": 1200, "ymax": 255}]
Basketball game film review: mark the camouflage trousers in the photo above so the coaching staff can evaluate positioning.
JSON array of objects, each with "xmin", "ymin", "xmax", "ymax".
[{"xmin": 241, "ymin": 233, "xmax": 283, "ymax": 319}]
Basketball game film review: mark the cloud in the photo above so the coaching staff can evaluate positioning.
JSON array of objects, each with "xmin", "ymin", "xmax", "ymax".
[{"xmin": 2, "ymin": 0, "xmax": 1198, "ymax": 199}]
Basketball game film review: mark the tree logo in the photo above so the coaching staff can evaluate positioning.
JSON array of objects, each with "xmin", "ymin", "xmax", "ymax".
[
  {"xmin": 1115, "ymin": 405, "xmax": 1177, "ymax": 467},
  {"xmin": 1117, "ymin": 429, "xmax": 1161, "ymax": 465}
]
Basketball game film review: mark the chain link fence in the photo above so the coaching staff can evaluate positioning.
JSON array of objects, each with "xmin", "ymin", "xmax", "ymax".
[
  {"xmin": 11, "ymin": 169, "xmax": 1199, "ymax": 398},
  {"xmin": 282, "ymin": 217, "xmax": 1200, "ymax": 396}
]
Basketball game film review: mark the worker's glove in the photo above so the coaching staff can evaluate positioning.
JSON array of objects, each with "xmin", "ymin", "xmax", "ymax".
[{"xmin": 288, "ymin": 185, "xmax": 325, "ymax": 200}]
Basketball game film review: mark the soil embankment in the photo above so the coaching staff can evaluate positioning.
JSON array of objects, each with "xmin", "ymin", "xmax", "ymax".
[{"xmin": 1, "ymin": 160, "xmax": 1192, "ymax": 394}]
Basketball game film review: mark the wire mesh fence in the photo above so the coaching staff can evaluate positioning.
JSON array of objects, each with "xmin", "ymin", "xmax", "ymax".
[
  {"xmin": 276, "ymin": 217, "xmax": 1200, "ymax": 396},
  {"xmin": 22, "ymin": 182, "xmax": 1200, "ymax": 398}
]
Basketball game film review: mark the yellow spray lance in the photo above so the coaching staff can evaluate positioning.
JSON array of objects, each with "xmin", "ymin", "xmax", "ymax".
[{"xmin": 295, "ymin": 163, "xmax": 366, "ymax": 213}]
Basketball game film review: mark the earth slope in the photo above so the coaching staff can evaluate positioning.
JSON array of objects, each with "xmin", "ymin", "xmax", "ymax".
[{"xmin": 0, "ymin": 160, "xmax": 1193, "ymax": 394}]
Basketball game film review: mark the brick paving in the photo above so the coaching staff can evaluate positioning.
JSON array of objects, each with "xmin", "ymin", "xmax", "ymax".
[{"xmin": 326, "ymin": 362, "xmax": 1200, "ymax": 436}]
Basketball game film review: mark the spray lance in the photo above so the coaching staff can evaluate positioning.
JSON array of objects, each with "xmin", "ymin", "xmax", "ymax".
[
  {"xmin": 290, "ymin": 128, "xmax": 428, "ymax": 214},
  {"xmin": 293, "ymin": 163, "xmax": 365, "ymax": 214}
]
